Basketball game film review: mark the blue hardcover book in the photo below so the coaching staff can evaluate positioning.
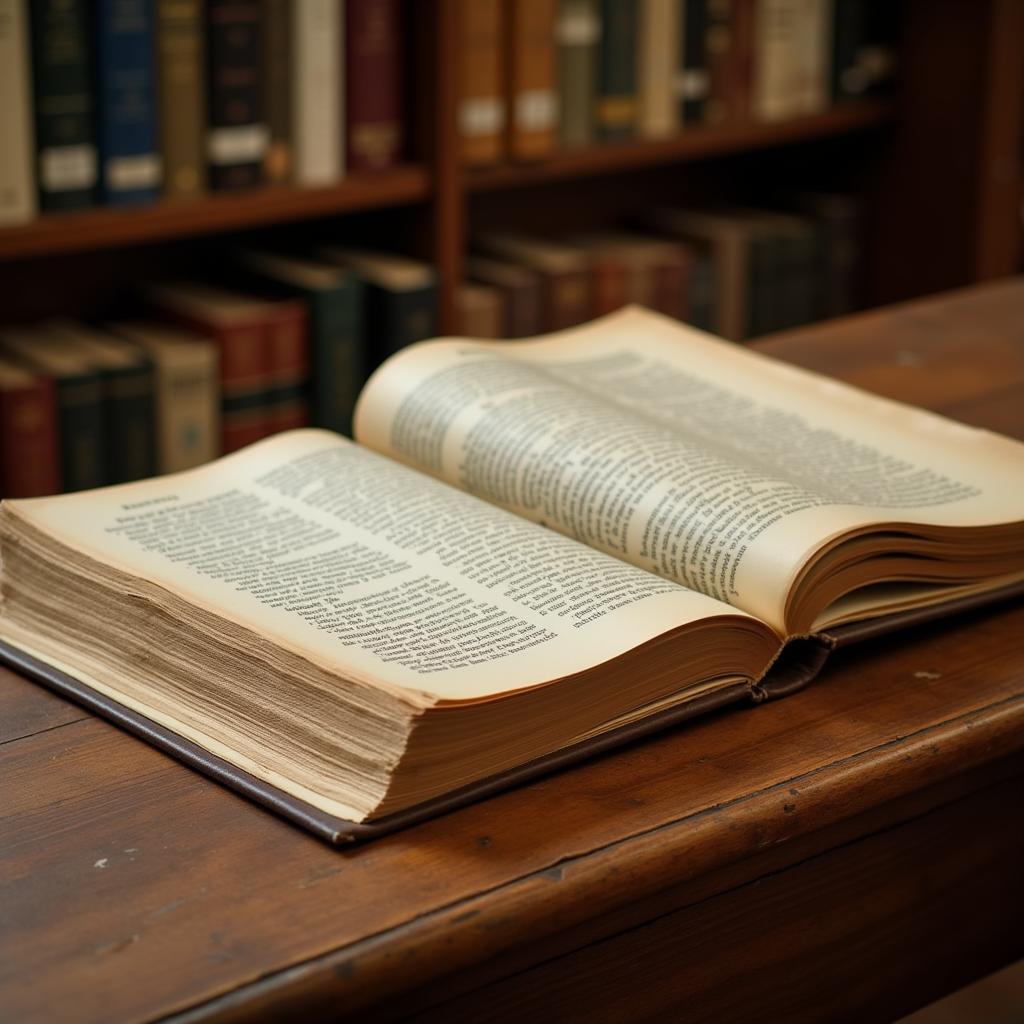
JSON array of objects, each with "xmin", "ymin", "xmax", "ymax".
[{"xmin": 94, "ymin": 0, "xmax": 161, "ymax": 205}]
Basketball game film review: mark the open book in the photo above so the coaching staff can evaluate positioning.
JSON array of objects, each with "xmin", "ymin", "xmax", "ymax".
[{"xmin": 3, "ymin": 308, "xmax": 1023, "ymax": 843}]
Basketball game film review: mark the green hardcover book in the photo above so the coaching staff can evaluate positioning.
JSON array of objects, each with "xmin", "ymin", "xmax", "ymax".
[
  {"xmin": 235, "ymin": 251, "xmax": 365, "ymax": 436},
  {"xmin": 48, "ymin": 322, "xmax": 156, "ymax": 485},
  {"xmin": 319, "ymin": 248, "xmax": 437, "ymax": 371},
  {"xmin": 0, "ymin": 326, "xmax": 105, "ymax": 492},
  {"xmin": 595, "ymin": 0, "xmax": 638, "ymax": 140},
  {"xmin": 29, "ymin": 0, "xmax": 98, "ymax": 211}
]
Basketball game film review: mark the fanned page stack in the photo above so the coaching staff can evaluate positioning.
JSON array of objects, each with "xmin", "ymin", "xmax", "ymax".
[{"xmin": 3, "ymin": 308, "xmax": 1024, "ymax": 843}]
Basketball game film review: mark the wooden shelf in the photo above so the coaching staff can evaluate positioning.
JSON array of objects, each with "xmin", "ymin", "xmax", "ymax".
[
  {"xmin": 0, "ymin": 164, "xmax": 432, "ymax": 262},
  {"xmin": 468, "ymin": 101, "xmax": 895, "ymax": 192}
]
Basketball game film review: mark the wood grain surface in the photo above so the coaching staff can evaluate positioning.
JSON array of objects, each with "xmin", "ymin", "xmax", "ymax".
[{"xmin": 1, "ymin": 280, "xmax": 1023, "ymax": 1023}]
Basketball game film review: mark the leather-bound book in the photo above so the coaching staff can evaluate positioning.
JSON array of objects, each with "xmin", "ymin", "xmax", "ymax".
[
  {"xmin": 94, "ymin": 0, "xmax": 161, "ymax": 205},
  {"xmin": 508, "ymin": 0, "xmax": 559, "ymax": 160},
  {"xmin": 205, "ymin": 0, "xmax": 265, "ymax": 190},
  {"xmin": 262, "ymin": 0, "xmax": 292, "ymax": 183},
  {"xmin": 29, "ymin": 0, "xmax": 98, "ymax": 211},
  {"xmin": 638, "ymin": 0, "xmax": 681, "ymax": 139},
  {"xmin": 595, "ymin": 0, "xmax": 638, "ymax": 140},
  {"xmin": 556, "ymin": 0, "xmax": 600, "ymax": 148},
  {"xmin": 264, "ymin": 300, "xmax": 310, "ymax": 434},
  {"xmin": 0, "ymin": 355, "xmax": 59, "ymax": 498},
  {"xmin": 156, "ymin": 0, "xmax": 206, "ymax": 199},
  {"xmin": 346, "ymin": 0, "xmax": 403, "ymax": 172},
  {"xmin": 0, "ymin": 0, "xmax": 36, "ymax": 225},
  {"xmin": 466, "ymin": 255, "xmax": 545, "ymax": 338},
  {"xmin": 680, "ymin": 0, "xmax": 711, "ymax": 124},
  {"xmin": 458, "ymin": 284, "xmax": 505, "ymax": 338},
  {"xmin": 730, "ymin": 0, "xmax": 756, "ymax": 121},
  {"xmin": 458, "ymin": 0, "xmax": 506, "ymax": 165},
  {"xmin": 703, "ymin": 0, "xmax": 735, "ymax": 124}
]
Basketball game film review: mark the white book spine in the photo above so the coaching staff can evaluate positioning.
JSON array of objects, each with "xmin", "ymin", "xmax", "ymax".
[
  {"xmin": 292, "ymin": 0, "xmax": 344, "ymax": 185},
  {"xmin": 0, "ymin": 0, "xmax": 36, "ymax": 225}
]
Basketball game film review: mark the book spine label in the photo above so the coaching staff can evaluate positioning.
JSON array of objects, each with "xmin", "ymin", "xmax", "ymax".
[
  {"xmin": 556, "ymin": 0, "xmax": 600, "ymax": 148},
  {"xmin": 509, "ymin": 0, "xmax": 558, "ymax": 160},
  {"xmin": 680, "ymin": 0, "xmax": 710, "ymax": 123},
  {"xmin": 29, "ymin": 0, "xmax": 98, "ymax": 211},
  {"xmin": 346, "ymin": 0, "xmax": 402, "ymax": 172},
  {"xmin": 262, "ymin": 0, "xmax": 292, "ymax": 183},
  {"xmin": 292, "ymin": 0, "xmax": 343, "ymax": 185},
  {"xmin": 103, "ymin": 366, "xmax": 156, "ymax": 483},
  {"xmin": 459, "ymin": 0, "xmax": 506, "ymax": 165},
  {"xmin": 266, "ymin": 303, "xmax": 309, "ymax": 433},
  {"xmin": 0, "ymin": 378, "xmax": 60, "ymax": 497},
  {"xmin": 596, "ymin": 0, "xmax": 638, "ymax": 139},
  {"xmin": 56, "ymin": 373, "xmax": 105, "ymax": 491},
  {"xmin": 310, "ymin": 280, "xmax": 364, "ymax": 436},
  {"xmin": 95, "ymin": 0, "xmax": 162, "ymax": 205},
  {"xmin": 154, "ymin": 355, "xmax": 220, "ymax": 473},
  {"xmin": 0, "ymin": 0, "xmax": 36, "ymax": 225},
  {"xmin": 206, "ymin": 0, "xmax": 265, "ymax": 190},
  {"xmin": 156, "ymin": 0, "xmax": 206, "ymax": 198}
]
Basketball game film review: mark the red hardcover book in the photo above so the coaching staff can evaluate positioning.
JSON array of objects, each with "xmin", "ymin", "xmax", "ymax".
[
  {"xmin": 265, "ymin": 300, "xmax": 309, "ymax": 433},
  {"xmin": 147, "ymin": 284, "xmax": 273, "ymax": 453},
  {"xmin": 345, "ymin": 0, "xmax": 403, "ymax": 172},
  {"xmin": 0, "ymin": 358, "xmax": 60, "ymax": 497}
]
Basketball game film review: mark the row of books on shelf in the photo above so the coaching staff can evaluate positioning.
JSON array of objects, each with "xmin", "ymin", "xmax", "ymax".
[
  {"xmin": 0, "ymin": 195, "xmax": 863, "ymax": 498},
  {"xmin": 0, "ymin": 0, "xmax": 404, "ymax": 225},
  {"xmin": 461, "ymin": 0, "xmax": 894, "ymax": 164}
]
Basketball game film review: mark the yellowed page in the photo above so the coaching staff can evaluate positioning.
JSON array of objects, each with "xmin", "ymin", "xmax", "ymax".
[
  {"xmin": 355, "ymin": 307, "xmax": 1024, "ymax": 630},
  {"xmin": 3, "ymin": 429, "xmax": 749, "ymax": 702}
]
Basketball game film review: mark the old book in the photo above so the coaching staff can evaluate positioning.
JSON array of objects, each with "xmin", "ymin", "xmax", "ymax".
[
  {"xmin": 679, "ymin": 0, "xmax": 711, "ymax": 124},
  {"xmin": 703, "ymin": 0, "xmax": 734, "ymax": 124},
  {"xmin": 0, "ymin": 326, "xmax": 104, "ymax": 492},
  {"xmin": 108, "ymin": 322, "xmax": 220, "ymax": 474},
  {"xmin": 556, "ymin": 0, "xmax": 600, "ymax": 148},
  {"xmin": 729, "ymin": 0, "xmax": 756, "ymax": 120},
  {"xmin": 147, "ymin": 283, "xmax": 273, "ymax": 452},
  {"xmin": 205, "ymin": 0, "xmax": 265, "ymax": 190},
  {"xmin": 476, "ymin": 233, "xmax": 592, "ymax": 330},
  {"xmin": 0, "ymin": 0, "xmax": 35, "ymax": 225},
  {"xmin": 346, "ymin": 0, "xmax": 402, "ymax": 172},
  {"xmin": 466, "ymin": 255, "xmax": 545, "ymax": 338},
  {"xmin": 458, "ymin": 0, "xmax": 506, "ymax": 165},
  {"xmin": 4, "ymin": 307, "xmax": 1024, "ymax": 844},
  {"xmin": 263, "ymin": 300, "xmax": 309, "ymax": 433},
  {"xmin": 292, "ymin": 0, "xmax": 343, "ymax": 185},
  {"xmin": 0, "ymin": 354, "xmax": 59, "ymax": 497},
  {"xmin": 46, "ymin": 323, "xmax": 156, "ymax": 485},
  {"xmin": 320, "ymin": 247, "xmax": 437, "ymax": 368},
  {"xmin": 236, "ymin": 250, "xmax": 365, "ymax": 436},
  {"xmin": 261, "ymin": 0, "xmax": 292, "ymax": 183},
  {"xmin": 94, "ymin": 0, "xmax": 161, "ymax": 205},
  {"xmin": 29, "ymin": 0, "xmax": 98, "ymax": 211},
  {"xmin": 595, "ymin": 0, "xmax": 638, "ymax": 139},
  {"xmin": 792, "ymin": 0, "xmax": 832, "ymax": 115},
  {"xmin": 457, "ymin": 283, "xmax": 505, "ymax": 338},
  {"xmin": 508, "ymin": 0, "xmax": 559, "ymax": 160},
  {"xmin": 156, "ymin": 0, "xmax": 206, "ymax": 199},
  {"xmin": 637, "ymin": 0, "xmax": 681, "ymax": 139}
]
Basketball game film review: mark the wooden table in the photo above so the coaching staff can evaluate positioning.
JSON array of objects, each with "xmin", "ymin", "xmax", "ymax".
[{"xmin": 3, "ymin": 281, "xmax": 1023, "ymax": 1024}]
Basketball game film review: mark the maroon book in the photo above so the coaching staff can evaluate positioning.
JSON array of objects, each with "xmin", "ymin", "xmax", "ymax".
[
  {"xmin": 345, "ymin": 0, "xmax": 403, "ymax": 172},
  {"xmin": 0, "ymin": 366, "xmax": 60, "ymax": 498}
]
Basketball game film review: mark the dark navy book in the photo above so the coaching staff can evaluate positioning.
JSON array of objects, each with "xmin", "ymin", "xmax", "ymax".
[{"xmin": 94, "ymin": 0, "xmax": 162, "ymax": 205}]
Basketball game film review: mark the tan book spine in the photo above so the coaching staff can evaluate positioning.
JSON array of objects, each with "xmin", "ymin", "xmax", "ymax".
[
  {"xmin": 638, "ymin": 0, "xmax": 681, "ymax": 139},
  {"xmin": 0, "ymin": 0, "xmax": 35, "ymax": 224},
  {"xmin": 459, "ymin": 0, "xmax": 506, "ymax": 165},
  {"xmin": 509, "ymin": 0, "xmax": 559, "ymax": 161}
]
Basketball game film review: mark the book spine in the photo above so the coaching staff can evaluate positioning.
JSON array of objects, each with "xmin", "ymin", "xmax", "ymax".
[
  {"xmin": 703, "ymin": 0, "xmax": 733, "ymax": 124},
  {"xmin": 262, "ymin": 0, "xmax": 292, "ymax": 183},
  {"xmin": 369, "ymin": 284, "xmax": 437, "ymax": 366},
  {"xmin": 205, "ymin": 0, "xmax": 265, "ymax": 190},
  {"xmin": 595, "ymin": 0, "xmax": 638, "ymax": 139},
  {"xmin": 688, "ymin": 250, "xmax": 714, "ymax": 331},
  {"xmin": 102, "ymin": 363, "xmax": 156, "ymax": 483},
  {"xmin": 680, "ymin": 0, "xmax": 709, "ymax": 124},
  {"xmin": 651, "ymin": 249, "xmax": 692, "ymax": 320},
  {"xmin": 730, "ymin": 0, "xmax": 756, "ymax": 122},
  {"xmin": 0, "ymin": 377, "xmax": 60, "ymax": 497},
  {"xmin": 265, "ymin": 302, "xmax": 309, "ymax": 433},
  {"xmin": 753, "ymin": 0, "xmax": 798, "ymax": 121},
  {"xmin": 292, "ymin": 0, "xmax": 343, "ymax": 185},
  {"xmin": 459, "ymin": 0, "xmax": 506, "ymax": 165},
  {"xmin": 55, "ymin": 371, "xmax": 105, "ymax": 491},
  {"xmin": 637, "ymin": 0, "xmax": 680, "ymax": 139},
  {"xmin": 29, "ymin": 0, "xmax": 98, "ymax": 211},
  {"xmin": 156, "ymin": 0, "xmax": 206, "ymax": 199},
  {"xmin": 346, "ymin": 0, "xmax": 402, "ymax": 173},
  {"xmin": 545, "ymin": 270, "xmax": 591, "ymax": 329},
  {"xmin": 153, "ymin": 352, "xmax": 220, "ymax": 473},
  {"xmin": 0, "ymin": 0, "xmax": 36, "ymax": 225},
  {"xmin": 94, "ymin": 0, "xmax": 161, "ymax": 206},
  {"xmin": 309, "ymin": 279, "xmax": 364, "ymax": 436},
  {"xmin": 589, "ymin": 255, "xmax": 629, "ymax": 316},
  {"xmin": 556, "ymin": 0, "xmax": 599, "ymax": 148},
  {"xmin": 831, "ymin": 0, "xmax": 866, "ymax": 102},
  {"xmin": 797, "ymin": 0, "xmax": 832, "ymax": 115},
  {"xmin": 509, "ymin": 0, "xmax": 559, "ymax": 161}
]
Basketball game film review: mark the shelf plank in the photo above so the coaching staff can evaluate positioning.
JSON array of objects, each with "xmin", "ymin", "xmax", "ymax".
[
  {"xmin": 468, "ymin": 101, "xmax": 895, "ymax": 192},
  {"xmin": 0, "ymin": 165, "xmax": 432, "ymax": 262}
]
